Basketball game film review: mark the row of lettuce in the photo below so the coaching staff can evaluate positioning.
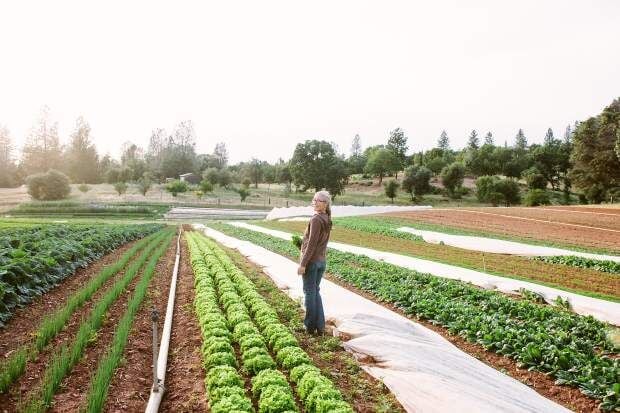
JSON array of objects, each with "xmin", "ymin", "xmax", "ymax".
[
  {"xmin": 0, "ymin": 223, "xmax": 163, "ymax": 327},
  {"xmin": 187, "ymin": 231, "xmax": 353, "ymax": 413},
  {"xmin": 209, "ymin": 222, "xmax": 620, "ymax": 412}
]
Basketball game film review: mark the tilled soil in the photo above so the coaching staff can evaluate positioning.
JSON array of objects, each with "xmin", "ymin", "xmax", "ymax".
[
  {"xmin": 159, "ymin": 235, "xmax": 209, "ymax": 412},
  {"xmin": 456, "ymin": 206, "xmax": 620, "ymax": 231},
  {"xmin": 0, "ymin": 239, "xmax": 138, "ymax": 357},
  {"xmin": 48, "ymin": 237, "xmax": 175, "ymax": 413},
  {"xmin": 102, "ymin": 235, "xmax": 178, "ymax": 413},
  {"xmin": 386, "ymin": 209, "xmax": 620, "ymax": 254},
  {"xmin": 0, "ymin": 240, "xmax": 145, "ymax": 410}
]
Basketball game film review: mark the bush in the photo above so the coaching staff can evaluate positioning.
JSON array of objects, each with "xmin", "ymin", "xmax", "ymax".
[
  {"xmin": 200, "ymin": 179, "xmax": 213, "ymax": 193},
  {"xmin": 524, "ymin": 189, "xmax": 551, "ymax": 206},
  {"xmin": 136, "ymin": 177, "xmax": 152, "ymax": 196},
  {"xmin": 166, "ymin": 180, "xmax": 188, "ymax": 197},
  {"xmin": 26, "ymin": 169, "xmax": 71, "ymax": 201},
  {"xmin": 383, "ymin": 180, "xmax": 399, "ymax": 203},
  {"xmin": 440, "ymin": 162, "xmax": 465, "ymax": 198},
  {"xmin": 77, "ymin": 183, "xmax": 90, "ymax": 193},
  {"xmin": 476, "ymin": 175, "xmax": 521, "ymax": 206},
  {"xmin": 236, "ymin": 187, "xmax": 250, "ymax": 202},
  {"xmin": 242, "ymin": 178, "xmax": 251, "ymax": 188},
  {"xmin": 401, "ymin": 165, "xmax": 432, "ymax": 201},
  {"xmin": 113, "ymin": 181, "xmax": 128, "ymax": 196}
]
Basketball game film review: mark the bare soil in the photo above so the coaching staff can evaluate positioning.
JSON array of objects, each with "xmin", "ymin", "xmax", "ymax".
[
  {"xmin": 102, "ymin": 236, "xmax": 178, "ymax": 413},
  {"xmin": 159, "ymin": 235, "xmax": 209, "ymax": 413},
  {"xmin": 386, "ymin": 209, "xmax": 620, "ymax": 254}
]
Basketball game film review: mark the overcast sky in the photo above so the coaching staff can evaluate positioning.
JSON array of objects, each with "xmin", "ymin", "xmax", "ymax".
[{"xmin": 1, "ymin": 0, "xmax": 619, "ymax": 164}]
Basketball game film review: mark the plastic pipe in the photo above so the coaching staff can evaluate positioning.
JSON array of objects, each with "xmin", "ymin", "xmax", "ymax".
[{"xmin": 145, "ymin": 228, "xmax": 182, "ymax": 413}]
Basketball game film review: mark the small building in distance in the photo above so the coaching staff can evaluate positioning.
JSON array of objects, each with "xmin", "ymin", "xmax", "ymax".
[{"xmin": 179, "ymin": 172, "xmax": 200, "ymax": 185}]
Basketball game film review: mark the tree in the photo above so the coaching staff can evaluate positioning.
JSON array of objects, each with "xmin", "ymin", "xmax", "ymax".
[
  {"xmin": 484, "ymin": 132, "xmax": 494, "ymax": 146},
  {"xmin": 165, "ymin": 180, "xmax": 188, "ymax": 197},
  {"xmin": 65, "ymin": 117, "xmax": 99, "ymax": 183},
  {"xmin": 0, "ymin": 125, "xmax": 18, "ymax": 187},
  {"xmin": 476, "ymin": 176, "xmax": 521, "ymax": 206},
  {"xmin": 467, "ymin": 130, "xmax": 479, "ymax": 150},
  {"xmin": 524, "ymin": 189, "xmax": 551, "ymax": 206},
  {"xmin": 522, "ymin": 167, "xmax": 547, "ymax": 190},
  {"xmin": 121, "ymin": 141, "xmax": 146, "ymax": 181},
  {"xmin": 21, "ymin": 106, "xmax": 63, "ymax": 176},
  {"xmin": 515, "ymin": 129, "xmax": 528, "ymax": 151},
  {"xmin": 465, "ymin": 144, "xmax": 500, "ymax": 177},
  {"xmin": 387, "ymin": 128, "xmax": 408, "ymax": 177},
  {"xmin": 544, "ymin": 128, "xmax": 555, "ymax": 145},
  {"xmin": 203, "ymin": 168, "xmax": 220, "ymax": 186},
  {"xmin": 364, "ymin": 147, "xmax": 399, "ymax": 184},
  {"xmin": 136, "ymin": 175, "xmax": 152, "ymax": 196},
  {"xmin": 347, "ymin": 134, "xmax": 366, "ymax": 174},
  {"xmin": 26, "ymin": 169, "xmax": 71, "ymax": 200},
  {"xmin": 493, "ymin": 179, "xmax": 521, "ymax": 206},
  {"xmin": 401, "ymin": 165, "xmax": 432, "ymax": 201},
  {"xmin": 218, "ymin": 168, "xmax": 232, "ymax": 188},
  {"xmin": 145, "ymin": 128, "xmax": 167, "ymax": 180},
  {"xmin": 113, "ymin": 181, "xmax": 128, "ymax": 196},
  {"xmin": 351, "ymin": 134, "xmax": 362, "ymax": 157},
  {"xmin": 440, "ymin": 162, "xmax": 465, "ymax": 198},
  {"xmin": 160, "ymin": 121, "xmax": 198, "ymax": 178},
  {"xmin": 290, "ymin": 140, "xmax": 349, "ymax": 197},
  {"xmin": 78, "ymin": 183, "xmax": 90, "ymax": 193},
  {"xmin": 236, "ymin": 187, "xmax": 250, "ymax": 202},
  {"xmin": 570, "ymin": 98, "xmax": 620, "ymax": 203},
  {"xmin": 213, "ymin": 142, "xmax": 228, "ymax": 169},
  {"xmin": 437, "ymin": 130, "xmax": 450, "ymax": 151},
  {"xmin": 564, "ymin": 124, "xmax": 573, "ymax": 144},
  {"xmin": 199, "ymin": 179, "xmax": 213, "ymax": 193},
  {"xmin": 246, "ymin": 158, "xmax": 265, "ymax": 188},
  {"xmin": 384, "ymin": 180, "xmax": 399, "ymax": 203}
]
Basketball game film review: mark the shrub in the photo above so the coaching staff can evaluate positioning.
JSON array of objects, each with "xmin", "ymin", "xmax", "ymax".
[
  {"xmin": 242, "ymin": 178, "xmax": 252, "ymax": 188},
  {"xmin": 113, "ymin": 181, "xmax": 128, "ymax": 196},
  {"xmin": 401, "ymin": 165, "xmax": 432, "ymax": 201},
  {"xmin": 165, "ymin": 180, "xmax": 188, "ymax": 197},
  {"xmin": 236, "ymin": 187, "xmax": 250, "ymax": 202},
  {"xmin": 524, "ymin": 189, "xmax": 551, "ymax": 206},
  {"xmin": 136, "ymin": 176, "xmax": 152, "ymax": 196},
  {"xmin": 440, "ymin": 162, "xmax": 465, "ymax": 198},
  {"xmin": 383, "ymin": 180, "xmax": 399, "ymax": 203},
  {"xmin": 523, "ymin": 167, "xmax": 547, "ymax": 190},
  {"xmin": 476, "ymin": 175, "xmax": 521, "ymax": 206},
  {"xmin": 200, "ymin": 179, "xmax": 213, "ymax": 193},
  {"xmin": 77, "ymin": 183, "xmax": 90, "ymax": 193},
  {"xmin": 26, "ymin": 169, "xmax": 71, "ymax": 201}
]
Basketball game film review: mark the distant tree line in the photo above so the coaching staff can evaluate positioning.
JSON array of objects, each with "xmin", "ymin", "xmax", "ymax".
[{"xmin": 1, "ymin": 98, "xmax": 619, "ymax": 204}]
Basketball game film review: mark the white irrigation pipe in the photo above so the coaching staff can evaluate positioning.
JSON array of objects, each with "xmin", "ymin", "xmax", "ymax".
[{"xmin": 145, "ymin": 227, "xmax": 182, "ymax": 413}]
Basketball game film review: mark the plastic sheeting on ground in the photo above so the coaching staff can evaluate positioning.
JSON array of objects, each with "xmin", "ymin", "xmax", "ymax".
[
  {"xmin": 397, "ymin": 227, "xmax": 620, "ymax": 263},
  {"xmin": 196, "ymin": 224, "xmax": 570, "ymax": 413},
  {"xmin": 266, "ymin": 205, "xmax": 432, "ymax": 220},
  {"xmin": 230, "ymin": 222, "xmax": 620, "ymax": 326}
]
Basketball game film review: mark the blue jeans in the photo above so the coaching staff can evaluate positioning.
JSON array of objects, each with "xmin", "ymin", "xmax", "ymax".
[{"xmin": 303, "ymin": 261, "xmax": 326, "ymax": 333}]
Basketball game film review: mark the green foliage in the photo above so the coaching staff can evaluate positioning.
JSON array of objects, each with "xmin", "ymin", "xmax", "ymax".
[
  {"xmin": 257, "ymin": 384, "xmax": 297, "ymax": 413},
  {"xmin": 291, "ymin": 234, "xmax": 302, "ymax": 250},
  {"xmin": 236, "ymin": 187, "xmax": 251, "ymax": 202},
  {"xmin": 533, "ymin": 256, "xmax": 620, "ymax": 275},
  {"xmin": 386, "ymin": 127, "xmax": 408, "ymax": 172},
  {"xmin": 476, "ymin": 176, "xmax": 521, "ymax": 206},
  {"xmin": 165, "ymin": 179, "xmax": 188, "ymax": 197},
  {"xmin": 570, "ymin": 98, "xmax": 620, "ymax": 203},
  {"xmin": 383, "ymin": 180, "xmax": 399, "ymax": 203},
  {"xmin": 334, "ymin": 217, "xmax": 422, "ymax": 241},
  {"xmin": 440, "ymin": 162, "xmax": 465, "ymax": 198},
  {"xmin": 26, "ymin": 169, "xmax": 71, "ymax": 201},
  {"xmin": 199, "ymin": 179, "xmax": 213, "ymax": 193},
  {"xmin": 0, "ymin": 223, "xmax": 162, "ymax": 327},
  {"xmin": 212, "ymin": 223, "xmax": 620, "ymax": 410},
  {"xmin": 113, "ymin": 181, "xmax": 128, "ymax": 196},
  {"xmin": 524, "ymin": 189, "xmax": 551, "ymax": 206},
  {"xmin": 401, "ymin": 165, "xmax": 432, "ymax": 200},
  {"xmin": 364, "ymin": 147, "xmax": 400, "ymax": 184},
  {"xmin": 523, "ymin": 167, "xmax": 547, "ymax": 190},
  {"xmin": 77, "ymin": 183, "xmax": 90, "ymax": 193},
  {"xmin": 290, "ymin": 140, "xmax": 349, "ymax": 197}
]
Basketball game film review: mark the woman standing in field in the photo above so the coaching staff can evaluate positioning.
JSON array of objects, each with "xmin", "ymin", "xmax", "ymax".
[{"xmin": 297, "ymin": 190, "xmax": 332, "ymax": 335}]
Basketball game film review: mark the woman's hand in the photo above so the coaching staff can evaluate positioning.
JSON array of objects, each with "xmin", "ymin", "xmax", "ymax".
[{"xmin": 297, "ymin": 266, "xmax": 306, "ymax": 276}]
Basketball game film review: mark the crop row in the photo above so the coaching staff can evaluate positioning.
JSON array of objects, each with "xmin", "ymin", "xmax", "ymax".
[
  {"xmin": 209, "ymin": 222, "xmax": 620, "ymax": 411},
  {"xmin": 0, "ymin": 229, "xmax": 163, "ymax": 393},
  {"xmin": 533, "ymin": 255, "xmax": 620, "ymax": 275},
  {"xmin": 187, "ymin": 231, "xmax": 352, "ymax": 412},
  {"xmin": 0, "ymin": 223, "xmax": 163, "ymax": 326},
  {"xmin": 19, "ymin": 229, "xmax": 173, "ymax": 412},
  {"xmin": 332, "ymin": 217, "xmax": 423, "ymax": 241}
]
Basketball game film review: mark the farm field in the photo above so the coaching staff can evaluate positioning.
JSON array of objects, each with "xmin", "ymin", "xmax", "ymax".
[
  {"xmin": 257, "ymin": 218, "xmax": 620, "ymax": 301},
  {"xmin": 208, "ymin": 221, "xmax": 620, "ymax": 412},
  {"xmin": 384, "ymin": 207, "xmax": 620, "ymax": 255}
]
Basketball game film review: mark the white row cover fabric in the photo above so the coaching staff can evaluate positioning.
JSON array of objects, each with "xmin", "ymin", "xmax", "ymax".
[
  {"xmin": 266, "ymin": 205, "xmax": 432, "ymax": 220},
  {"xmin": 196, "ymin": 224, "xmax": 570, "ymax": 413},
  {"xmin": 398, "ymin": 227, "xmax": 620, "ymax": 263},
  {"xmin": 230, "ymin": 222, "xmax": 620, "ymax": 325}
]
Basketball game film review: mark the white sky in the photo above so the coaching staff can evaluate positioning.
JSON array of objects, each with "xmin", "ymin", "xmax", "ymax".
[{"xmin": 1, "ymin": 0, "xmax": 619, "ymax": 164}]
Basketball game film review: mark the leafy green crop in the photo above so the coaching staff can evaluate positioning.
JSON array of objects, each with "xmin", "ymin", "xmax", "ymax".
[
  {"xmin": 0, "ymin": 223, "xmax": 162, "ymax": 326},
  {"xmin": 210, "ymin": 222, "xmax": 620, "ymax": 411},
  {"xmin": 533, "ymin": 255, "xmax": 620, "ymax": 275},
  {"xmin": 333, "ymin": 216, "xmax": 423, "ymax": 241}
]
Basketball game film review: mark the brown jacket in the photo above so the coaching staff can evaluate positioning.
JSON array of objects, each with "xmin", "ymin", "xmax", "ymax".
[{"xmin": 300, "ymin": 213, "xmax": 331, "ymax": 267}]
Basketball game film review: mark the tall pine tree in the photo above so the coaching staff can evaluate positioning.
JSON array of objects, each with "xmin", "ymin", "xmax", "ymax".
[
  {"xmin": 484, "ymin": 131, "xmax": 494, "ymax": 145},
  {"xmin": 437, "ymin": 130, "xmax": 450, "ymax": 151},
  {"xmin": 65, "ymin": 117, "xmax": 100, "ymax": 183},
  {"xmin": 467, "ymin": 130, "xmax": 479, "ymax": 150},
  {"xmin": 21, "ymin": 106, "xmax": 63, "ymax": 175}
]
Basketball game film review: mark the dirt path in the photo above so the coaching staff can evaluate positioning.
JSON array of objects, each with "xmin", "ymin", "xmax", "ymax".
[
  {"xmin": 102, "ymin": 236, "xmax": 178, "ymax": 413},
  {"xmin": 0, "ymin": 239, "xmax": 138, "ymax": 356},
  {"xmin": 159, "ymin": 234, "xmax": 208, "ymax": 412},
  {"xmin": 386, "ymin": 209, "xmax": 620, "ymax": 254}
]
